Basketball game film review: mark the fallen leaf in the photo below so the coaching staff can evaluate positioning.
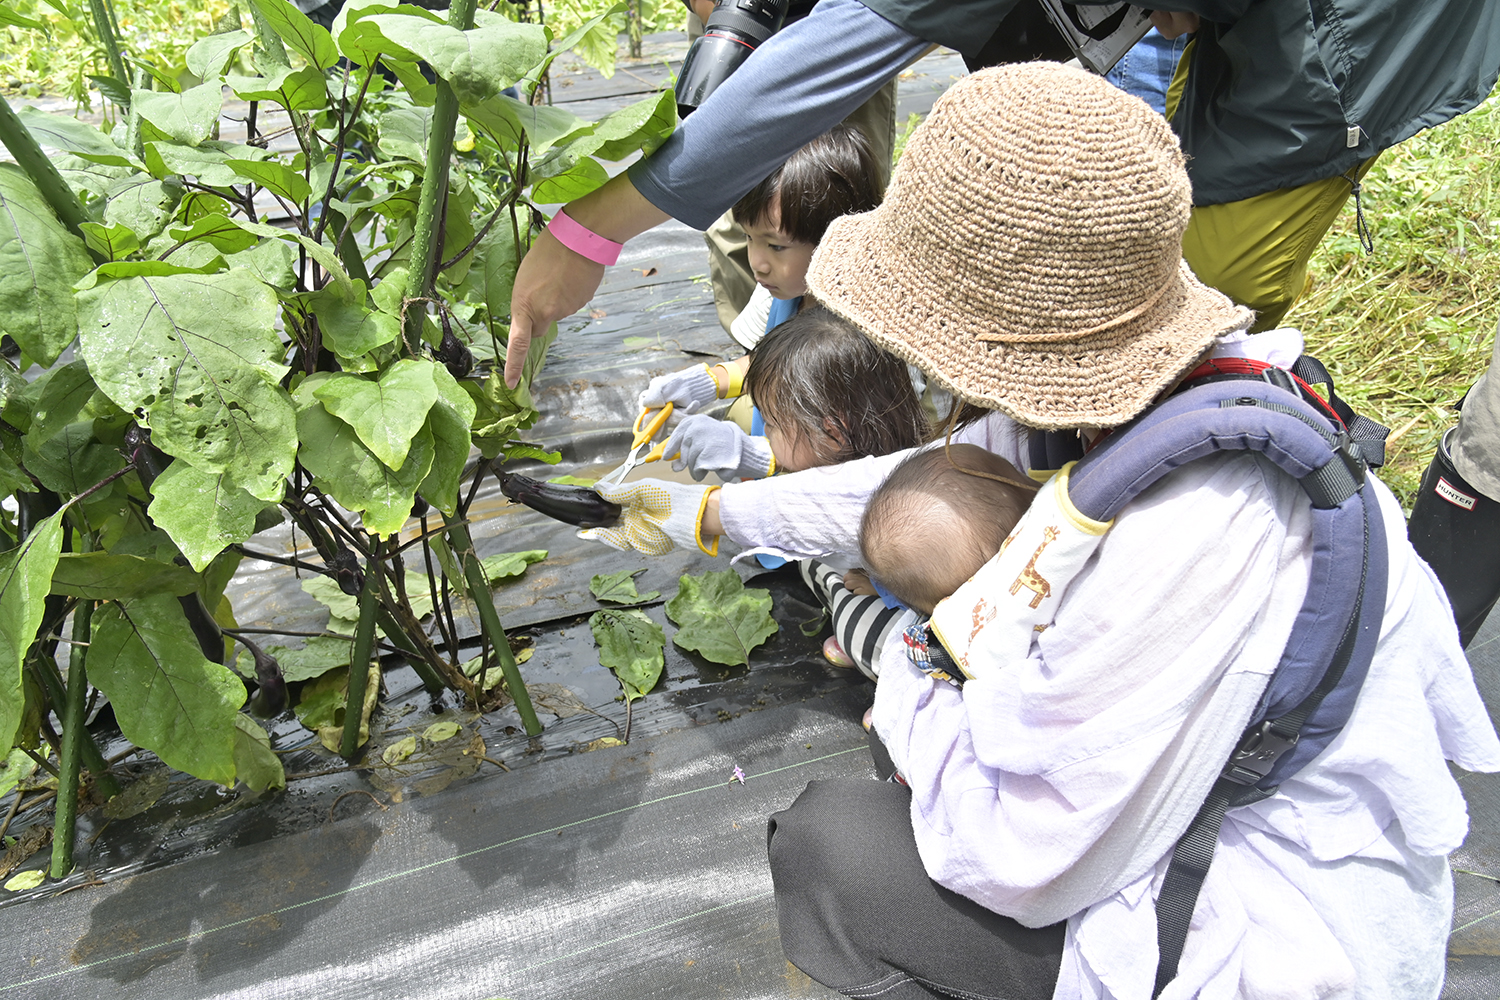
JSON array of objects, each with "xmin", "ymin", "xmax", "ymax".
[
  {"xmin": 589, "ymin": 608, "xmax": 665, "ymax": 701},
  {"xmin": 381, "ymin": 735, "xmax": 418, "ymax": 766},
  {"xmin": 0, "ymin": 825, "xmax": 51, "ymax": 879},
  {"xmin": 4, "ymin": 870, "xmax": 44, "ymax": 892},
  {"xmin": 422, "ymin": 720, "xmax": 462, "ymax": 743},
  {"xmin": 633, "ymin": 267, "xmax": 658, "ymax": 277},
  {"xmin": 666, "ymin": 570, "xmax": 777, "ymax": 666},
  {"xmin": 583, "ymin": 737, "xmax": 625, "ymax": 751},
  {"xmin": 589, "ymin": 567, "xmax": 659, "ymax": 605},
  {"xmin": 528, "ymin": 682, "xmax": 591, "ymax": 719},
  {"xmin": 588, "ymin": 308, "xmax": 607, "ymax": 319},
  {"xmin": 103, "ymin": 771, "xmax": 170, "ymax": 820}
]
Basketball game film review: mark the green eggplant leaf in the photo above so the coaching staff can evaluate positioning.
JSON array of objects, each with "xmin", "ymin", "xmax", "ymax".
[
  {"xmin": 463, "ymin": 96, "xmax": 590, "ymax": 155},
  {"xmin": 143, "ymin": 140, "xmax": 271, "ymax": 187},
  {"xmin": 301, "ymin": 573, "xmax": 358, "ymax": 622},
  {"xmin": 589, "ymin": 568, "xmax": 660, "ymax": 605},
  {"xmin": 166, "ymin": 213, "xmax": 263, "ymax": 254},
  {"xmin": 331, "ymin": 0, "xmax": 415, "ymax": 67},
  {"xmin": 226, "ymin": 65, "xmax": 330, "ymax": 112},
  {"xmin": 259, "ymin": 635, "xmax": 351, "ymax": 683},
  {"xmin": 313, "ymin": 359, "xmax": 441, "ymax": 472},
  {"xmin": 50, "ymin": 553, "xmax": 200, "ymax": 599},
  {"xmin": 479, "ymin": 549, "xmax": 548, "ymax": 583},
  {"xmin": 0, "ymin": 512, "xmax": 65, "ymax": 752},
  {"xmin": 88, "ymin": 594, "xmax": 245, "ymax": 785},
  {"xmin": 103, "ymin": 174, "xmax": 180, "ymax": 241},
  {"xmin": 665, "ymin": 570, "xmax": 778, "ymax": 667},
  {"xmin": 0, "ymin": 163, "xmax": 92, "ymax": 366},
  {"xmin": 355, "ymin": 15, "xmax": 547, "ymax": 105},
  {"xmin": 78, "ymin": 222, "xmax": 140, "ymax": 261},
  {"xmin": 131, "ymin": 82, "xmax": 224, "ymax": 147},
  {"xmin": 16, "ymin": 106, "xmax": 134, "ymax": 167},
  {"xmin": 305, "ymin": 280, "xmax": 402, "ymax": 358},
  {"xmin": 232, "ymin": 714, "xmax": 286, "ymax": 791},
  {"xmin": 376, "ymin": 103, "xmax": 434, "ymax": 162},
  {"xmin": 22, "ymin": 421, "xmax": 126, "ymax": 499},
  {"xmin": 226, "ymin": 238, "xmax": 299, "ymax": 290},
  {"xmin": 186, "ymin": 28, "xmax": 253, "ymax": 79},
  {"xmin": 27, "ymin": 360, "xmax": 97, "ymax": 446},
  {"xmin": 76, "ymin": 268, "xmax": 295, "ymax": 502},
  {"xmin": 530, "ymin": 156, "xmax": 608, "ymax": 204},
  {"xmin": 147, "ymin": 462, "xmax": 272, "ymax": 571},
  {"xmin": 294, "ymin": 383, "xmax": 435, "ymax": 537},
  {"xmin": 247, "ymin": 0, "xmax": 340, "ymax": 69},
  {"xmin": 224, "ymin": 158, "xmax": 313, "ymax": 203},
  {"xmin": 417, "ymin": 364, "xmax": 476, "ymax": 515},
  {"xmin": 294, "ymin": 664, "xmax": 379, "ymax": 751},
  {"xmin": 589, "ymin": 608, "xmax": 665, "ymax": 702},
  {"xmin": 0, "ymin": 6, "xmax": 49, "ymax": 33}
]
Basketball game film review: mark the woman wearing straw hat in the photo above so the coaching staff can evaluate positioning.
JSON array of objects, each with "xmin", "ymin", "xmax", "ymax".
[{"xmin": 582, "ymin": 65, "xmax": 1500, "ymax": 999}]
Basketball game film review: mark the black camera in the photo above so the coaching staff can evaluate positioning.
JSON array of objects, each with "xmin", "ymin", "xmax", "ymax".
[{"xmin": 674, "ymin": 0, "xmax": 790, "ymax": 117}]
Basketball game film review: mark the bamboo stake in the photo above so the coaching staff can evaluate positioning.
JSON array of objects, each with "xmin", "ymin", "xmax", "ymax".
[
  {"xmin": 86, "ymin": 0, "xmax": 129, "ymax": 103},
  {"xmin": 340, "ymin": 556, "xmax": 380, "ymax": 759},
  {"xmin": 0, "ymin": 94, "xmax": 102, "ymax": 260}
]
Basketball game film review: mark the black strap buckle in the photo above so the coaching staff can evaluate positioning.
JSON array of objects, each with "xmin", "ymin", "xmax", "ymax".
[{"xmin": 1222, "ymin": 721, "xmax": 1299, "ymax": 786}]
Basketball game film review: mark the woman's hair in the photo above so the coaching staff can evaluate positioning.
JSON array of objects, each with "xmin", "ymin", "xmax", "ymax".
[
  {"xmin": 745, "ymin": 307, "xmax": 930, "ymax": 465},
  {"xmin": 731, "ymin": 124, "xmax": 884, "ymax": 244}
]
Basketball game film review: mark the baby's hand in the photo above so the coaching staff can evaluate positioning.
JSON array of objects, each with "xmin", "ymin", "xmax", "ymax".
[{"xmin": 843, "ymin": 568, "xmax": 877, "ymax": 597}]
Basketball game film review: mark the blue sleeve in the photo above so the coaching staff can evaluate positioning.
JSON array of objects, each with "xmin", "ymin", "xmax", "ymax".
[
  {"xmin": 765, "ymin": 295, "xmax": 800, "ymax": 334},
  {"xmin": 627, "ymin": 0, "xmax": 929, "ymax": 230}
]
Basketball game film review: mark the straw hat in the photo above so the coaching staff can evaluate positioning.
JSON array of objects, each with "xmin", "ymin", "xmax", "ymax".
[{"xmin": 806, "ymin": 63, "xmax": 1252, "ymax": 430}]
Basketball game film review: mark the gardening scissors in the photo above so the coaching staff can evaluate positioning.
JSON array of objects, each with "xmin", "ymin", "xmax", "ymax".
[{"xmin": 598, "ymin": 403, "xmax": 674, "ymax": 487}]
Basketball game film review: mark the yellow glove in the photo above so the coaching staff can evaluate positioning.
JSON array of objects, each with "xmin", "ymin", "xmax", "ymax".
[{"xmin": 579, "ymin": 479, "xmax": 721, "ymax": 556}]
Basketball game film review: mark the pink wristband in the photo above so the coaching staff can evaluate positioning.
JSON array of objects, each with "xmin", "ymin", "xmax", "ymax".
[{"xmin": 547, "ymin": 209, "xmax": 623, "ymax": 266}]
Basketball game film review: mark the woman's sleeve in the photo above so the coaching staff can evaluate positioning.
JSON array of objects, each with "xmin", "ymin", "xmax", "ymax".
[{"xmin": 871, "ymin": 454, "xmax": 1310, "ymax": 923}]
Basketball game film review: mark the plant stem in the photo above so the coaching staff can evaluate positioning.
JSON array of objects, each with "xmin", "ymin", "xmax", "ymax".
[
  {"xmin": 24, "ymin": 653, "xmax": 120, "ymax": 798},
  {"xmin": 340, "ymin": 557, "xmax": 380, "ymax": 759},
  {"xmin": 443, "ymin": 515, "xmax": 540, "ymax": 734},
  {"xmin": 0, "ymin": 94, "xmax": 102, "ymax": 259},
  {"xmin": 50, "ymin": 600, "xmax": 92, "ymax": 878},
  {"xmin": 86, "ymin": 0, "xmax": 129, "ymax": 102},
  {"xmin": 403, "ymin": 0, "xmax": 478, "ymax": 351}
]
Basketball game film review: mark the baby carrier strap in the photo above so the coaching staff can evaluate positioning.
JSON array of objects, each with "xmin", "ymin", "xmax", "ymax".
[{"xmin": 1057, "ymin": 370, "xmax": 1388, "ymax": 996}]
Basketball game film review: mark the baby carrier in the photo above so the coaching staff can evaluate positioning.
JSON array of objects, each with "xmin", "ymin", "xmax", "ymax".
[{"xmin": 935, "ymin": 356, "xmax": 1390, "ymax": 996}]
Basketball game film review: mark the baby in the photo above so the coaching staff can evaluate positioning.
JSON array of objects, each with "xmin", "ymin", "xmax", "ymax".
[{"xmin": 857, "ymin": 444, "xmax": 1037, "ymax": 615}]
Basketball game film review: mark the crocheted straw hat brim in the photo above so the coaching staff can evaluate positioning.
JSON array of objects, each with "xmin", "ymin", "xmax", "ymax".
[{"xmin": 806, "ymin": 63, "xmax": 1252, "ymax": 431}]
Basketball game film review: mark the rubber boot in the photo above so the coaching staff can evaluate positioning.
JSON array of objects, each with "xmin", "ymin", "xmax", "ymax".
[{"xmin": 1407, "ymin": 427, "xmax": 1500, "ymax": 647}]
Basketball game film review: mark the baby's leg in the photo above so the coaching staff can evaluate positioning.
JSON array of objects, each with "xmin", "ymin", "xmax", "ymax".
[{"xmin": 800, "ymin": 561, "xmax": 918, "ymax": 681}]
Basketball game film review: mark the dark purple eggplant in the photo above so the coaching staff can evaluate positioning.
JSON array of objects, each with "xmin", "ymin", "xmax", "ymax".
[
  {"xmin": 124, "ymin": 423, "xmax": 171, "ymax": 488},
  {"xmin": 327, "ymin": 545, "xmax": 366, "ymax": 597},
  {"xmin": 498, "ymin": 471, "xmax": 621, "ymax": 528},
  {"xmin": 246, "ymin": 641, "xmax": 287, "ymax": 717},
  {"xmin": 435, "ymin": 326, "xmax": 473, "ymax": 379}
]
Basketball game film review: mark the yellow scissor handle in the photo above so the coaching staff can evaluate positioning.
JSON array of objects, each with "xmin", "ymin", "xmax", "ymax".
[
  {"xmin": 631, "ymin": 402, "xmax": 673, "ymax": 450},
  {"xmin": 642, "ymin": 440, "xmax": 672, "ymax": 465}
]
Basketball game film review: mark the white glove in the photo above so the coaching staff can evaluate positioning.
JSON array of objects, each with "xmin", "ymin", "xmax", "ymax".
[
  {"xmin": 662, "ymin": 413, "xmax": 774, "ymax": 482},
  {"xmin": 579, "ymin": 479, "xmax": 721, "ymax": 556},
  {"xmin": 638, "ymin": 363, "xmax": 720, "ymax": 413}
]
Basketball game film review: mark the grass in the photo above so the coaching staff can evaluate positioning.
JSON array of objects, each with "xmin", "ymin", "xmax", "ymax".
[{"xmin": 1286, "ymin": 91, "xmax": 1500, "ymax": 507}]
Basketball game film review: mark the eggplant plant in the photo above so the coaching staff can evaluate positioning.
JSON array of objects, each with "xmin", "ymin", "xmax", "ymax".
[{"xmin": 0, "ymin": 0, "xmax": 674, "ymax": 876}]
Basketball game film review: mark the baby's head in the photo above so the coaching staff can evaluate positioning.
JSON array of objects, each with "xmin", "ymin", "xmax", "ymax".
[
  {"xmin": 732, "ymin": 124, "xmax": 884, "ymax": 300},
  {"xmin": 745, "ymin": 307, "xmax": 930, "ymax": 472},
  {"xmin": 860, "ymin": 445, "xmax": 1036, "ymax": 615}
]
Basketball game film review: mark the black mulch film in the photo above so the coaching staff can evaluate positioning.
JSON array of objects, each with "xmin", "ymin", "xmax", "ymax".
[{"xmin": 3, "ymin": 30, "xmax": 1498, "ymax": 1000}]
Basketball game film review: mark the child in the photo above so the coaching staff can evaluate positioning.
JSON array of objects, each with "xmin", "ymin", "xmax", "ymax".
[
  {"xmin": 660, "ymin": 307, "xmax": 930, "ymax": 480},
  {"xmin": 857, "ymin": 445, "xmax": 1036, "ymax": 615},
  {"xmin": 637, "ymin": 125, "xmax": 884, "ymax": 424}
]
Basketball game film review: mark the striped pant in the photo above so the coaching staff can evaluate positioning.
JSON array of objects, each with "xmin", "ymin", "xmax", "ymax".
[{"xmin": 799, "ymin": 561, "xmax": 918, "ymax": 681}]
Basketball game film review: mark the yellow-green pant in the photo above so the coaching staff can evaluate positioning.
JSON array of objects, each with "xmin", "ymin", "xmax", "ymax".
[{"xmin": 1166, "ymin": 39, "xmax": 1376, "ymax": 331}]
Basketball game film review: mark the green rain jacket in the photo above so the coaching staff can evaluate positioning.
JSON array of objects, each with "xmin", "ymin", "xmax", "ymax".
[{"xmin": 860, "ymin": 0, "xmax": 1500, "ymax": 205}]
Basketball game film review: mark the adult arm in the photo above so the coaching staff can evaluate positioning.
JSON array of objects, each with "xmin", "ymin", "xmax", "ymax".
[{"xmin": 504, "ymin": 0, "xmax": 928, "ymax": 387}]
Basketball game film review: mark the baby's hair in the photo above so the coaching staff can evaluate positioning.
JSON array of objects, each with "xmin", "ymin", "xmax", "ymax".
[
  {"xmin": 732, "ymin": 124, "xmax": 884, "ymax": 245},
  {"xmin": 745, "ymin": 307, "xmax": 930, "ymax": 466},
  {"xmin": 860, "ymin": 444, "xmax": 1035, "ymax": 614}
]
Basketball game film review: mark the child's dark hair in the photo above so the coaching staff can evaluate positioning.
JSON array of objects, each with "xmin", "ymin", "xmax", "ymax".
[
  {"xmin": 732, "ymin": 125, "xmax": 884, "ymax": 244},
  {"xmin": 860, "ymin": 445, "xmax": 1035, "ymax": 614},
  {"xmin": 745, "ymin": 307, "xmax": 929, "ymax": 465}
]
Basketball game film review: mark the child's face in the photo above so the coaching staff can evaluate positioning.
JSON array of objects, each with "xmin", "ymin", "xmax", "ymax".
[
  {"xmin": 744, "ymin": 198, "xmax": 816, "ymax": 301},
  {"xmin": 761, "ymin": 408, "xmax": 827, "ymax": 473}
]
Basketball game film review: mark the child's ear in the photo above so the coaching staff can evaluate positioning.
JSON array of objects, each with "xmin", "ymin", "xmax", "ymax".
[{"xmin": 821, "ymin": 417, "xmax": 848, "ymax": 448}]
